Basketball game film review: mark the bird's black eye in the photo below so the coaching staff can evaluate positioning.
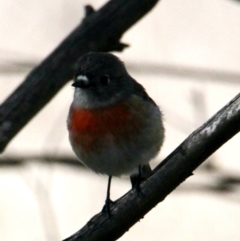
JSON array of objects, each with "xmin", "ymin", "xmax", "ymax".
[{"xmin": 99, "ymin": 75, "xmax": 110, "ymax": 85}]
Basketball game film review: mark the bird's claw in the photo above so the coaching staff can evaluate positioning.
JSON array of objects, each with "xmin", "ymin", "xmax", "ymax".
[{"xmin": 102, "ymin": 198, "xmax": 115, "ymax": 217}]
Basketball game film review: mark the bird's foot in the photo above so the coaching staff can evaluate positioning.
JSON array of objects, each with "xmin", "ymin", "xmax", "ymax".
[
  {"xmin": 102, "ymin": 198, "xmax": 115, "ymax": 217},
  {"xmin": 130, "ymin": 174, "xmax": 145, "ymax": 198},
  {"xmin": 130, "ymin": 164, "xmax": 152, "ymax": 198}
]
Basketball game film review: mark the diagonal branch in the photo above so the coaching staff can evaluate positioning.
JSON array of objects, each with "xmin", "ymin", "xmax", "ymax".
[
  {"xmin": 63, "ymin": 93, "xmax": 240, "ymax": 241},
  {"xmin": 0, "ymin": 0, "xmax": 160, "ymax": 152}
]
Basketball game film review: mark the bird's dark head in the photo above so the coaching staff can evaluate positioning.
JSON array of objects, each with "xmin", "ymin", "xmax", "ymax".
[{"xmin": 72, "ymin": 52, "xmax": 135, "ymax": 108}]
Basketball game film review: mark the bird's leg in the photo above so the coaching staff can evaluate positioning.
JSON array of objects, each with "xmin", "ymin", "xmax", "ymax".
[
  {"xmin": 102, "ymin": 176, "xmax": 114, "ymax": 217},
  {"xmin": 130, "ymin": 164, "xmax": 152, "ymax": 196},
  {"xmin": 130, "ymin": 165, "xmax": 142, "ymax": 192}
]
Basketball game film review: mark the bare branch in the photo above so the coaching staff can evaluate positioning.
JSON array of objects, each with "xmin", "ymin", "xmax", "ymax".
[
  {"xmin": 63, "ymin": 93, "xmax": 240, "ymax": 241},
  {"xmin": 0, "ymin": 0, "xmax": 160, "ymax": 152}
]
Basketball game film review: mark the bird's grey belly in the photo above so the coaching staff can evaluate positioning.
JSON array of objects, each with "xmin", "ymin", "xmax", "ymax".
[{"xmin": 70, "ymin": 129, "xmax": 163, "ymax": 176}]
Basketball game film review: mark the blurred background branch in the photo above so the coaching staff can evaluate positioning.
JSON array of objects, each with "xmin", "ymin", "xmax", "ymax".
[
  {"xmin": 1, "ymin": 58, "xmax": 240, "ymax": 84},
  {"xmin": 0, "ymin": 0, "xmax": 159, "ymax": 153}
]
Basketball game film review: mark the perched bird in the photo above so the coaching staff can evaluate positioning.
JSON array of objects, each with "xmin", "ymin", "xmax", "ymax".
[{"xmin": 67, "ymin": 52, "xmax": 164, "ymax": 214}]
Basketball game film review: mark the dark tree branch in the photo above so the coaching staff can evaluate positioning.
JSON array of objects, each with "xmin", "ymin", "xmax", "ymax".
[
  {"xmin": 0, "ymin": 0, "xmax": 160, "ymax": 152},
  {"xmin": 63, "ymin": 93, "xmax": 240, "ymax": 241}
]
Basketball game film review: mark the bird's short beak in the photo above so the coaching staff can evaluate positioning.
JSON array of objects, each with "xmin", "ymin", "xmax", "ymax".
[
  {"xmin": 72, "ymin": 81, "xmax": 87, "ymax": 88},
  {"xmin": 72, "ymin": 75, "xmax": 91, "ymax": 88}
]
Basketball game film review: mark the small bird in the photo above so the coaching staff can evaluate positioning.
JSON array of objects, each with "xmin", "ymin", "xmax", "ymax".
[{"xmin": 67, "ymin": 52, "xmax": 164, "ymax": 214}]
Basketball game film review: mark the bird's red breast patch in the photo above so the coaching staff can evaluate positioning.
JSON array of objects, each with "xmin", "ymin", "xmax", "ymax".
[
  {"xmin": 67, "ymin": 101, "xmax": 143, "ymax": 151},
  {"xmin": 68, "ymin": 103, "xmax": 132, "ymax": 133}
]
